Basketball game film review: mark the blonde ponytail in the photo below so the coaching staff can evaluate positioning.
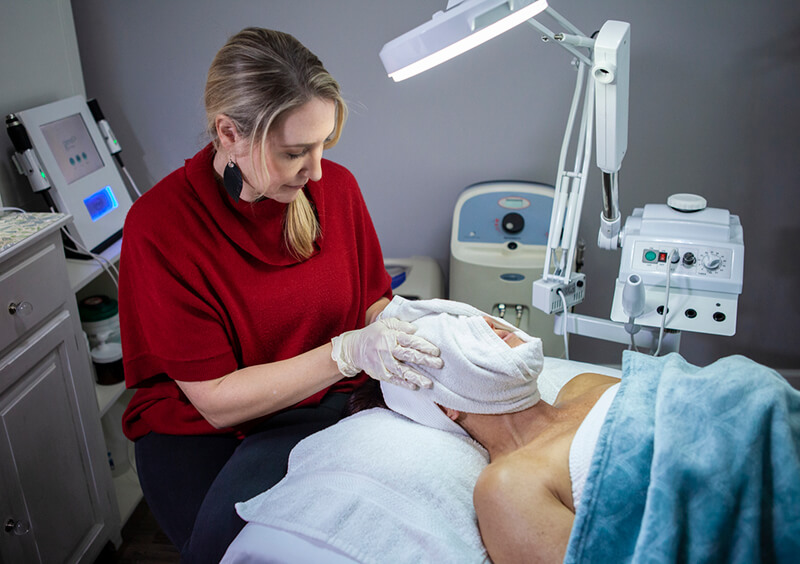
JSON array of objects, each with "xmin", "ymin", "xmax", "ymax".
[{"xmin": 285, "ymin": 192, "xmax": 320, "ymax": 260}]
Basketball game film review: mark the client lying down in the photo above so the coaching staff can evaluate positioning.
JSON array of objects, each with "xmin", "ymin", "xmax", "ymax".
[
  {"xmin": 223, "ymin": 297, "xmax": 800, "ymax": 564},
  {"xmin": 376, "ymin": 298, "xmax": 619, "ymax": 563},
  {"xmin": 377, "ymin": 298, "xmax": 800, "ymax": 563}
]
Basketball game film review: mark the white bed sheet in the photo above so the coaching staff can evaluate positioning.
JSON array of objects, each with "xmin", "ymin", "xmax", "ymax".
[
  {"xmin": 220, "ymin": 525, "xmax": 358, "ymax": 564},
  {"xmin": 221, "ymin": 357, "xmax": 621, "ymax": 564}
]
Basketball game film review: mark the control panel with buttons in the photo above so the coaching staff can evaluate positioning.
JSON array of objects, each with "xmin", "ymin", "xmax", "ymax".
[
  {"xmin": 636, "ymin": 244, "xmax": 734, "ymax": 281},
  {"xmin": 610, "ymin": 199, "xmax": 744, "ymax": 336}
]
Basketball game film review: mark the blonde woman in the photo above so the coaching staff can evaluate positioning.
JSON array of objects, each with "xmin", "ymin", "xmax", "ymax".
[{"xmin": 118, "ymin": 28, "xmax": 440, "ymax": 563}]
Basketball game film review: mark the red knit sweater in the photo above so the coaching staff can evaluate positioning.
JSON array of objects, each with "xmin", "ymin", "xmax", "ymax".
[{"xmin": 119, "ymin": 144, "xmax": 391, "ymax": 439}]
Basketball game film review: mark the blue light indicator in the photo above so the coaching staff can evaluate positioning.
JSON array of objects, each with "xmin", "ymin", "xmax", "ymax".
[{"xmin": 83, "ymin": 185, "xmax": 119, "ymax": 221}]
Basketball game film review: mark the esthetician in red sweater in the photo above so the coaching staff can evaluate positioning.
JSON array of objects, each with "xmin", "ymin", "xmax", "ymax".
[{"xmin": 118, "ymin": 27, "xmax": 441, "ymax": 563}]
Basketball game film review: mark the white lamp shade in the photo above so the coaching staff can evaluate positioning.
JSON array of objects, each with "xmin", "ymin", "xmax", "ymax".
[{"xmin": 380, "ymin": 0, "xmax": 549, "ymax": 82}]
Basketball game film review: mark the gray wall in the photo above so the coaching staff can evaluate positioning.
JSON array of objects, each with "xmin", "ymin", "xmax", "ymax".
[{"xmin": 68, "ymin": 0, "xmax": 800, "ymax": 369}]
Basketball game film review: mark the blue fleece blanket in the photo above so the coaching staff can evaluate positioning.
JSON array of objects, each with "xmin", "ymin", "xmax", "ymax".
[{"xmin": 565, "ymin": 351, "xmax": 800, "ymax": 563}]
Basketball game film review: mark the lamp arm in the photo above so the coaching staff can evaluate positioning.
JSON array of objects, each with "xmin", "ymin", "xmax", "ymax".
[
  {"xmin": 543, "ymin": 5, "xmax": 587, "ymax": 37},
  {"xmin": 561, "ymin": 76, "xmax": 595, "ymax": 279},
  {"xmin": 541, "ymin": 61, "xmax": 594, "ymax": 284},
  {"xmin": 543, "ymin": 62, "xmax": 587, "ymax": 281}
]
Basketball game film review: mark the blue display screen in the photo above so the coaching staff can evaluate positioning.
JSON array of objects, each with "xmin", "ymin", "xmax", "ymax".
[{"xmin": 83, "ymin": 185, "xmax": 119, "ymax": 221}]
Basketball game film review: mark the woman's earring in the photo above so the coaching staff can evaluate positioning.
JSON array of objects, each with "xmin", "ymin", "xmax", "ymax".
[{"xmin": 223, "ymin": 156, "xmax": 243, "ymax": 201}]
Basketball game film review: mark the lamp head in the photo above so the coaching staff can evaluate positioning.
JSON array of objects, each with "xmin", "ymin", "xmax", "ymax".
[{"xmin": 380, "ymin": 0, "xmax": 549, "ymax": 82}]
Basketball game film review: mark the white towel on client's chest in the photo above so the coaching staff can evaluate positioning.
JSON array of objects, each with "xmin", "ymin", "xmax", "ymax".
[{"xmin": 379, "ymin": 297, "xmax": 544, "ymax": 435}]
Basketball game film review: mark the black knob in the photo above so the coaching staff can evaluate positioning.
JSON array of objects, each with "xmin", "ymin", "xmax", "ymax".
[
  {"xmin": 682, "ymin": 252, "xmax": 696, "ymax": 267},
  {"xmin": 501, "ymin": 212, "xmax": 524, "ymax": 234}
]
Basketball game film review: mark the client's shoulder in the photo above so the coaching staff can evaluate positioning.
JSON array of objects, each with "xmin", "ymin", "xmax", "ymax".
[
  {"xmin": 555, "ymin": 372, "xmax": 620, "ymax": 406},
  {"xmin": 475, "ymin": 445, "xmax": 556, "ymax": 502},
  {"xmin": 474, "ymin": 447, "xmax": 572, "ymax": 560}
]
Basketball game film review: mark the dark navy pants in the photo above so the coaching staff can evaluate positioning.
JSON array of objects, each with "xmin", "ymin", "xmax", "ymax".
[{"xmin": 134, "ymin": 392, "xmax": 350, "ymax": 563}]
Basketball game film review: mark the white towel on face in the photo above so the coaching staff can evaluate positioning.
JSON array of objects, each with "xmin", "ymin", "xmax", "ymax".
[{"xmin": 379, "ymin": 297, "xmax": 543, "ymax": 431}]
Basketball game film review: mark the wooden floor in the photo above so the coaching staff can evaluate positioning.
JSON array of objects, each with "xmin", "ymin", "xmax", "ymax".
[{"xmin": 95, "ymin": 500, "xmax": 180, "ymax": 563}]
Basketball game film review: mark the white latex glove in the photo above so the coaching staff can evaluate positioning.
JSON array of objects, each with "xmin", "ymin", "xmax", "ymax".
[{"xmin": 331, "ymin": 318, "xmax": 443, "ymax": 390}]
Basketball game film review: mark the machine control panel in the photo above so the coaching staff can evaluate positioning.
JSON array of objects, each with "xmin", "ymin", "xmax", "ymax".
[
  {"xmin": 635, "ymin": 243, "xmax": 734, "ymax": 280},
  {"xmin": 456, "ymin": 189, "xmax": 552, "ymax": 246},
  {"xmin": 611, "ymin": 200, "xmax": 744, "ymax": 336}
]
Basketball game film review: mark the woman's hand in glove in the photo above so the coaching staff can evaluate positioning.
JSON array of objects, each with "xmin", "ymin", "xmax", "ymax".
[{"xmin": 331, "ymin": 318, "xmax": 443, "ymax": 390}]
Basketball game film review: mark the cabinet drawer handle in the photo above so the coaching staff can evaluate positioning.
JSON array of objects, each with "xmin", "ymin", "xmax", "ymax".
[
  {"xmin": 4, "ymin": 518, "xmax": 30, "ymax": 536},
  {"xmin": 7, "ymin": 301, "xmax": 33, "ymax": 317}
]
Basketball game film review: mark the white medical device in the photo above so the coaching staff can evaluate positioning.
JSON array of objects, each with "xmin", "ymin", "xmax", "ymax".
[
  {"xmin": 380, "ymin": 0, "xmax": 744, "ymax": 352},
  {"xmin": 610, "ymin": 195, "xmax": 744, "ymax": 336},
  {"xmin": 6, "ymin": 95, "xmax": 133, "ymax": 253},
  {"xmin": 449, "ymin": 181, "xmax": 565, "ymax": 357}
]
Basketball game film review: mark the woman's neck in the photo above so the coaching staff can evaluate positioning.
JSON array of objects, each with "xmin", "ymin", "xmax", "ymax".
[{"xmin": 468, "ymin": 402, "xmax": 562, "ymax": 461}]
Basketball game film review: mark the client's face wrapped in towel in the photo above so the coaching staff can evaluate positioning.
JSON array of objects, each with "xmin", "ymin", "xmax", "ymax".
[{"xmin": 379, "ymin": 297, "xmax": 544, "ymax": 437}]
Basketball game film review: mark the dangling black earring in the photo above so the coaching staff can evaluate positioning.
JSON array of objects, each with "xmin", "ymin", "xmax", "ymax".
[{"xmin": 223, "ymin": 156, "xmax": 243, "ymax": 201}]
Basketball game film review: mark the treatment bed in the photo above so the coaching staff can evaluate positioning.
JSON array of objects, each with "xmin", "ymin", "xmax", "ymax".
[{"xmin": 221, "ymin": 354, "xmax": 800, "ymax": 563}]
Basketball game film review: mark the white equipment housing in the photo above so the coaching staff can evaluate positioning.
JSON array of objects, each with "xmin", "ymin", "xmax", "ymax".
[
  {"xmin": 593, "ymin": 20, "xmax": 630, "ymax": 174},
  {"xmin": 449, "ymin": 181, "xmax": 565, "ymax": 357},
  {"xmin": 14, "ymin": 95, "xmax": 133, "ymax": 253},
  {"xmin": 385, "ymin": 256, "xmax": 445, "ymax": 300},
  {"xmin": 611, "ymin": 199, "xmax": 744, "ymax": 336}
]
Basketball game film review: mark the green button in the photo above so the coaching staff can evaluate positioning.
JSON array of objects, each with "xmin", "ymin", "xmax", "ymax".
[{"xmin": 644, "ymin": 250, "xmax": 657, "ymax": 262}]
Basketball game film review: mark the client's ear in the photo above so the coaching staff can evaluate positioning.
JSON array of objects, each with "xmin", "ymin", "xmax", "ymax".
[{"xmin": 436, "ymin": 403, "xmax": 462, "ymax": 422}]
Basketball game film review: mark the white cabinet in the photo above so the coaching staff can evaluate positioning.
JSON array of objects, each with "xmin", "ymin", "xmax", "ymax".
[{"xmin": 0, "ymin": 215, "xmax": 120, "ymax": 563}]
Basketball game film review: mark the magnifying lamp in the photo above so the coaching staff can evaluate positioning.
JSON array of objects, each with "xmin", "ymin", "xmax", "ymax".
[{"xmin": 379, "ymin": 0, "xmax": 549, "ymax": 82}]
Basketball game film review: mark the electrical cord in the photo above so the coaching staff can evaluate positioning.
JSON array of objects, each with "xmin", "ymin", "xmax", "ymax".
[
  {"xmin": 113, "ymin": 153, "xmax": 143, "ymax": 198},
  {"xmin": 59, "ymin": 225, "xmax": 120, "ymax": 290},
  {"xmin": 653, "ymin": 249, "xmax": 678, "ymax": 356},
  {"xmin": 626, "ymin": 317, "xmax": 639, "ymax": 352}
]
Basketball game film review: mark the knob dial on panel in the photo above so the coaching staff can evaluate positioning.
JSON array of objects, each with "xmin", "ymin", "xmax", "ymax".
[
  {"xmin": 502, "ymin": 212, "xmax": 524, "ymax": 234},
  {"xmin": 703, "ymin": 254, "xmax": 722, "ymax": 271},
  {"xmin": 667, "ymin": 193, "xmax": 707, "ymax": 212}
]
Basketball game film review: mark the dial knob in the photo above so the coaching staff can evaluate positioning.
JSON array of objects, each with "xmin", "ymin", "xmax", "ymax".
[
  {"xmin": 501, "ymin": 212, "xmax": 524, "ymax": 234},
  {"xmin": 702, "ymin": 254, "xmax": 722, "ymax": 271},
  {"xmin": 667, "ymin": 193, "xmax": 707, "ymax": 212}
]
